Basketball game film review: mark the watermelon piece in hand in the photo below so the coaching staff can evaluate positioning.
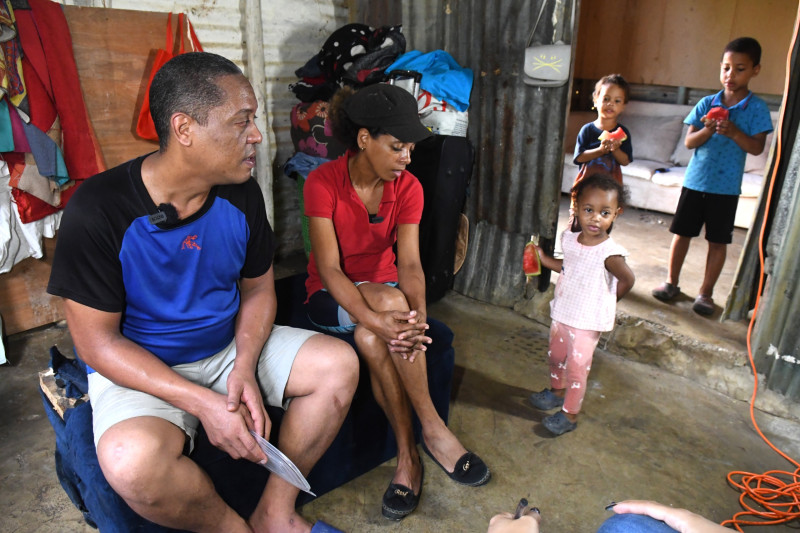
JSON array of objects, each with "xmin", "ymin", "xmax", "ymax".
[
  {"xmin": 598, "ymin": 127, "xmax": 627, "ymax": 142},
  {"xmin": 703, "ymin": 106, "xmax": 729, "ymax": 121},
  {"xmin": 523, "ymin": 237, "xmax": 541, "ymax": 278}
]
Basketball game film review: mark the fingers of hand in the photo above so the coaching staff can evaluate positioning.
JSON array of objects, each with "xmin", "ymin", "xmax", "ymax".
[
  {"xmin": 243, "ymin": 432, "xmax": 265, "ymax": 463},
  {"xmin": 209, "ymin": 424, "xmax": 262, "ymax": 462},
  {"xmin": 226, "ymin": 384, "xmax": 243, "ymax": 412}
]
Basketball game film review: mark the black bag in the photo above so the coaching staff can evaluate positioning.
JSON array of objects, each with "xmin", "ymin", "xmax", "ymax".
[{"xmin": 408, "ymin": 135, "xmax": 473, "ymax": 303}]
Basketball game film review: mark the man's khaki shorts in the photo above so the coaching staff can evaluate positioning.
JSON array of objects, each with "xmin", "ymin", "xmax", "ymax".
[{"xmin": 88, "ymin": 325, "xmax": 318, "ymax": 451}]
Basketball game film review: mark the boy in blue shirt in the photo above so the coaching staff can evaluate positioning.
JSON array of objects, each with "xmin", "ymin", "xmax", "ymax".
[{"xmin": 652, "ymin": 37, "xmax": 773, "ymax": 316}]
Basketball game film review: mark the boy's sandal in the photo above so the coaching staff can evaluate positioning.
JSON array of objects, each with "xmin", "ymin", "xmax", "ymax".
[
  {"xmin": 692, "ymin": 294, "xmax": 715, "ymax": 316},
  {"xmin": 652, "ymin": 282, "xmax": 680, "ymax": 302},
  {"xmin": 542, "ymin": 411, "xmax": 577, "ymax": 436},
  {"xmin": 528, "ymin": 389, "xmax": 565, "ymax": 411}
]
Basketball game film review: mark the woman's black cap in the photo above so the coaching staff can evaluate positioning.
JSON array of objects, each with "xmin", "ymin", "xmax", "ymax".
[{"xmin": 343, "ymin": 83, "xmax": 433, "ymax": 143}]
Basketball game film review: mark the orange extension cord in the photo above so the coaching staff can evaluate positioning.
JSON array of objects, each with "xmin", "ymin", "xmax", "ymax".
[{"xmin": 719, "ymin": 12, "xmax": 800, "ymax": 533}]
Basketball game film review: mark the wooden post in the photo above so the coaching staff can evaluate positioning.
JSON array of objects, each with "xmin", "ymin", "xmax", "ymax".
[{"xmin": 245, "ymin": 0, "xmax": 274, "ymax": 226}]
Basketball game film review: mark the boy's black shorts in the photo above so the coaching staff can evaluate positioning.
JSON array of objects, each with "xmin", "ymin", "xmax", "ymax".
[{"xmin": 669, "ymin": 187, "xmax": 739, "ymax": 244}]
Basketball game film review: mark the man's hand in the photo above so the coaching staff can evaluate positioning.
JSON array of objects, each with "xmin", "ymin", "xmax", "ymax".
[
  {"xmin": 226, "ymin": 364, "xmax": 270, "ymax": 438},
  {"xmin": 197, "ymin": 387, "xmax": 267, "ymax": 464}
]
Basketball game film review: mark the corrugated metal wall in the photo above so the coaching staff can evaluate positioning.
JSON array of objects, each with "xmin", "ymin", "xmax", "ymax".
[
  {"xmin": 750, "ymin": 29, "xmax": 800, "ymax": 401},
  {"xmin": 64, "ymin": 0, "xmax": 573, "ymax": 286},
  {"xmin": 403, "ymin": 0, "xmax": 576, "ymax": 306},
  {"xmin": 64, "ymin": 0, "xmax": 349, "ymax": 256},
  {"xmin": 725, "ymin": 12, "xmax": 800, "ymax": 401},
  {"xmin": 752, "ymin": 143, "xmax": 800, "ymax": 400}
]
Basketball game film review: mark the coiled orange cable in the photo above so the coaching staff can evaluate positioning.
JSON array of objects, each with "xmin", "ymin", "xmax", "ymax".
[{"xmin": 720, "ymin": 10, "xmax": 800, "ymax": 532}]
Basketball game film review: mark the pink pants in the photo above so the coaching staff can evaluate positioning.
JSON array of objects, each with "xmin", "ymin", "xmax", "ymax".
[{"xmin": 548, "ymin": 320, "xmax": 601, "ymax": 414}]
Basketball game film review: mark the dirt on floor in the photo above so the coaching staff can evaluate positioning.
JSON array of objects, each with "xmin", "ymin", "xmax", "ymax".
[{"xmin": 2, "ymin": 199, "xmax": 799, "ymax": 532}]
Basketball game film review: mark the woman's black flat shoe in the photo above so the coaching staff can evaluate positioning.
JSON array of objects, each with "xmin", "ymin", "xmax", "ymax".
[
  {"xmin": 422, "ymin": 442, "xmax": 491, "ymax": 487},
  {"xmin": 381, "ymin": 463, "xmax": 423, "ymax": 520}
]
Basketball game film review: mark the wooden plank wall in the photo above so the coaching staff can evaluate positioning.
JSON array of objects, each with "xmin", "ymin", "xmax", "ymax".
[
  {"xmin": 0, "ymin": 6, "xmax": 169, "ymax": 336},
  {"xmin": 573, "ymin": 0, "xmax": 795, "ymax": 96}
]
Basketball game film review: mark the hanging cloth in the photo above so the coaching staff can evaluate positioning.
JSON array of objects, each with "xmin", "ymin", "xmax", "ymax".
[
  {"xmin": 15, "ymin": 0, "xmax": 104, "ymax": 182},
  {"xmin": 0, "ymin": 0, "xmax": 26, "ymax": 109},
  {"xmin": 7, "ymin": 96, "xmax": 28, "ymax": 150},
  {"xmin": 18, "ymin": 113, "xmax": 69, "ymax": 185},
  {"xmin": 10, "ymin": 181, "xmax": 75, "ymax": 223},
  {"xmin": 0, "ymin": 97, "xmax": 14, "ymax": 151}
]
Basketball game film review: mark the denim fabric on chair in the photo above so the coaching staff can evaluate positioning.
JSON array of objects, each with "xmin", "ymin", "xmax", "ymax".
[{"xmin": 597, "ymin": 513, "xmax": 680, "ymax": 533}]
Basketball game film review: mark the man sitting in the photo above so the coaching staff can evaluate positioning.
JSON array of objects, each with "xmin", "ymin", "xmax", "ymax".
[{"xmin": 47, "ymin": 51, "xmax": 358, "ymax": 533}]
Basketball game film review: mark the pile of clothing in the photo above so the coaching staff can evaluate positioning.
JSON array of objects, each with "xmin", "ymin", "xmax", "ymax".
[
  {"xmin": 288, "ymin": 23, "xmax": 406, "ymax": 161},
  {"xmin": 0, "ymin": 0, "xmax": 103, "ymax": 274},
  {"xmin": 287, "ymin": 23, "xmax": 474, "ymax": 163}
]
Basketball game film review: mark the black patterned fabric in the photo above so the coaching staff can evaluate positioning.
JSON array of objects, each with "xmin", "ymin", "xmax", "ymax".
[{"xmin": 317, "ymin": 23, "xmax": 405, "ymax": 87}]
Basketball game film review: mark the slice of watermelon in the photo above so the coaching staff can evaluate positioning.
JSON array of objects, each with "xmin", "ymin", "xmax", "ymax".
[
  {"xmin": 598, "ymin": 127, "xmax": 627, "ymax": 142},
  {"xmin": 704, "ymin": 106, "xmax": 729, "ymax": 121},
  {"xmin": 523, "ymin": 238, "xmax": 541, "ymax": 277}
]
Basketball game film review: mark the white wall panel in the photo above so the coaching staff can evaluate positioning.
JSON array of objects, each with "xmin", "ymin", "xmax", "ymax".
[
  {"xmin": 61, "ymin": 0, "xmax": 350, "ymax": 255},
  {"xmin": 67, "ymin": 0, "xmax": 347, "ymax": 162}
]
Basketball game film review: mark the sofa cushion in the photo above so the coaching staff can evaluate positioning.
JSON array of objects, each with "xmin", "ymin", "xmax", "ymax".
[
  {"xmin": 624, "ymin": 114, "xmax": 685, "ymax": 164},
  {"xmin": 670, "ymin": 124, "xmax": 693, "ymax": 167},
  {"xmin": 741, "ymin": 172, "xmax": 763, "ymax": 198},
  {"xmin": 651, "ymin": 167, "xmax": 685, "ymax": 188},
  {"xmin": 624, "ymin": 159, "xmax": 670, "ymax": 181},
  {"xmin": 653, "ymin": 168, "xmax": 763, "ymax": 198},
  {"xmin": 744, "ymin": 131, "xmax": 774, "ymax": 173}
]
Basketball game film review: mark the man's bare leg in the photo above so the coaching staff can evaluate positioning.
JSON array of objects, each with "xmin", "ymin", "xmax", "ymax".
[
  {"xmin": 97, "ymin": 417, "xmax": 251, "ymax": 533},
  {"xmin": 249, "ymin": 334, "xmax": 358, "ymax": 533}
]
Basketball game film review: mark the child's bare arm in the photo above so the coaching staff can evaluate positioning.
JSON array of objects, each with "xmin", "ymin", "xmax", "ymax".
[
  {"xmin": 605, "ymin": 255, "xmax": 635, "ymax": 300},
  {"xmin": 575, "ymin": 145, "xmax": 609, "ymax": 164},
  {"xmin": 684, "ymin": 124, "xmax": 715, "ymax": 149},
  {"xmin": 716, "ymin": 122, "xmax": 767, "ymax": 155},
  {"xmin": 608, "ymin": 139, "xmax": 631, "ymax": 165},
  {"xmin": 535, "ymin": 246, "xmax": 563, "ymax": 273},
  {"xmin": 575, "ymin": 140, "xmax": 629, "ymax": 165}
]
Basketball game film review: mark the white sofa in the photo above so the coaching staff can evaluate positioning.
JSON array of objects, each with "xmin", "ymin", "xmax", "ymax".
[{"xmin": 561, "ymin": 100, "xmax": 778, "ymax": 229}]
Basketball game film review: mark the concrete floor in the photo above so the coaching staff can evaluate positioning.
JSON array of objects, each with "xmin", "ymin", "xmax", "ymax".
[{"xmin": 2, "ymin": 198, "xmax": 800, "ymax": 532}]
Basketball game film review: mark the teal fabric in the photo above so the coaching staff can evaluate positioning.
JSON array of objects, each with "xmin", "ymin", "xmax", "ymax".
[
  {"xmin": 21, "ymin": 118, "xmax": 70, "ymax": 185},
  {"xmin": 0, "ymin": 99, "xmax": 14, "ymax": 152}
]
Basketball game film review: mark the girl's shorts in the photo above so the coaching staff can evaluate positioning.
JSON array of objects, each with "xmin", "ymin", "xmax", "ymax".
[{"xmin": 305, "ymin": 282, "xmax": 398, "ymax": 334}]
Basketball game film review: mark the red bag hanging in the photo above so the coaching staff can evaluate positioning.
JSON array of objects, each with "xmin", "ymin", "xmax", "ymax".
[{"xmin": 136, "ymin": 13, "xmax": 203, "ymax": 141}]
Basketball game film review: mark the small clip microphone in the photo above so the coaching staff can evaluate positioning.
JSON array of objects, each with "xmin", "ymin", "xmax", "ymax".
[
  {"xmin": 148, "ymin": 203, "xmax": 179, "ymax": 225},
  {"xmin": 148, "ymin": 211, "xmax": 167, "ymax": 224}
]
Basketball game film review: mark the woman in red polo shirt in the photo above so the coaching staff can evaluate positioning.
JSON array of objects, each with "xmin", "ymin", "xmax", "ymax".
[{"xmin": 303, "ymin": 84, "xmax": 490, "ymax": 521}]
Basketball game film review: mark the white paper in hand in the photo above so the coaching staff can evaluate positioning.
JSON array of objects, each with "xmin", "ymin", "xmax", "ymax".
[{"xmin": 249, "ymin": 430, "xmax": 315, "ymax": 496}]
